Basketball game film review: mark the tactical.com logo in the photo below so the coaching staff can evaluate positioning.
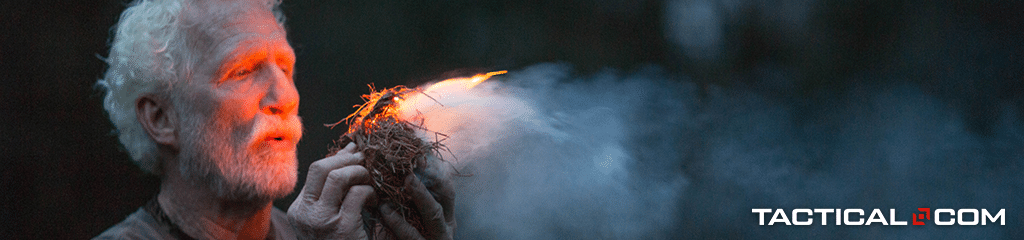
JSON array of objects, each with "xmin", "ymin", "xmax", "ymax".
[{"xmin": 752, "ymin": 208, "xmax": 1005, "ymax": 226}]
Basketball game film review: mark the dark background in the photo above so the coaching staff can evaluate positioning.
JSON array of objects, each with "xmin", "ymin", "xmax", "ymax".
[{"xmin": 2, "ymin": 0, "xmax": 1021, "ymax": 238}]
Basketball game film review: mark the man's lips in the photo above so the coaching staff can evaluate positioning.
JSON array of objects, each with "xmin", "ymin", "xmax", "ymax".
[
  {"xmin": 250, "ymin": 116, "xmax": 303, "ymax": 152},
  {"xmin": 257, "ymin": 127, "xmax": 301, "ymax": 151},
  {"xmin": 261, "ymin": 134, "xmax": 296, "ymax": 151}
]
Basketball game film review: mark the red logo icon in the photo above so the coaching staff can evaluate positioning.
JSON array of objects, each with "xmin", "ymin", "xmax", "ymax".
[{"xmin": 912, "ymin": 208, "xmax": 930, "ymax": 225}]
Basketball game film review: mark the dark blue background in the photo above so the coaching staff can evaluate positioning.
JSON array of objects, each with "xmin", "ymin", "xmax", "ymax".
[{"xmin": 1, "ymin": 0, "xmax": 1020, "ymax": 238}]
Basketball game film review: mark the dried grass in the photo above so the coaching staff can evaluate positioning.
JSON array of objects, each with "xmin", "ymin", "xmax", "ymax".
[{"xmin": 327, "ymin": 85, "xmax": 445, "ymax": 238}]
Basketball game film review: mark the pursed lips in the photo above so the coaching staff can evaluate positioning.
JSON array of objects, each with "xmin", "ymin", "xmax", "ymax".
[{"xmin": 257, "ymin": 126, "xmax": 301, "ymax": 152}]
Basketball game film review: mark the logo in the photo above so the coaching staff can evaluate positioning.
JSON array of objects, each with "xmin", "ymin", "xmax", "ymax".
[
  {"xmin": 912, "ymin": 208, "xmax": 930, "ymax": 225},
  {"xmin": 751, "ymin": 208, "xmax": 1005, "ymax": 226}
]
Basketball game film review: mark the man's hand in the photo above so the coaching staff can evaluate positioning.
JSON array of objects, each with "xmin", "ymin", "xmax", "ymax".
[
  {"xmin": 378, "ymin": 173, "xmax": 456, "ymax": 240},
  {"xmin": 288, "ymin": 143, "xmax": 374, "ymax": 240}
]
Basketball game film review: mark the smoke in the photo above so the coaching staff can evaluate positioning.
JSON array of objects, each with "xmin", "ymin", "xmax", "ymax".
[
  {"xmin": 686, "ymin": 83, "xmax": 1022, "ymax": 239},
  {"xmin": 397, "ymin": 64, "xmax": 689, "ymax": 238},
  {"xmin": 395, "ymin": 62, "xmax": 1022, "ymax": 239},
  {"xmin": 375, "ymin": 0, "xmax": 1023, "ymax": 238}
]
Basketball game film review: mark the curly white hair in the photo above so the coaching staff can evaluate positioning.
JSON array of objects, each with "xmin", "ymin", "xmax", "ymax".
[{"xmin": 97, "ymin": 0, "xmax": 285, "ymax": 174}]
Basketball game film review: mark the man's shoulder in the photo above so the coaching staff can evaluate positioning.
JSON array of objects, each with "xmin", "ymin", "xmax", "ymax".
[{"xmin": 93, "ymin": 208, "xmax": 173, "ymax": 240}]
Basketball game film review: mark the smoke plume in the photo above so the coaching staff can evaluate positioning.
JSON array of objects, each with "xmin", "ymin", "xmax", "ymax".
[
  {"xmin": 396, "ymin": 62, "xmax": 1021, "ymax": 239},
  {"xmin": 377, "ymin": 0, "xmax": 1023, "ymax": 238},
  {"xmin": 397, "ymin": 64, "xmax": 688, "ymax": 239}
]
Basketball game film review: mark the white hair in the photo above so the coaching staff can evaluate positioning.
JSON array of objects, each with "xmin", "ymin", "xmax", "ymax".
[{"xmin": 97, "ymin": 0, "xmax": 285, "ymax": 174}]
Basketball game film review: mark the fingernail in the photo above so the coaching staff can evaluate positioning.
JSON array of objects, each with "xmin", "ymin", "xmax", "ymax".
[{"xmin": 381, "ymin": 203, "xmax": 394, "ymax": 214}]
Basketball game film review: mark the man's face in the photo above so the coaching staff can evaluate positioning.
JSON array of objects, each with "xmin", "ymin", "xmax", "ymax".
[{"xmin": 176, "ymin": 2, "xmax": 302, "ymax": 201}]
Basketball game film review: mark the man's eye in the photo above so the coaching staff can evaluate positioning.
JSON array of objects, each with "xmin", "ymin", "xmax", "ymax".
[{"xmin": 233, "ymin": 68, "xmax": 254, "ymax": 78}]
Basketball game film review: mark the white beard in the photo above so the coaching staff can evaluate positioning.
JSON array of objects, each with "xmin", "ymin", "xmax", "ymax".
[{"xmin": 177, "ymin": 111, "xmax": 300, "ymax": 201}]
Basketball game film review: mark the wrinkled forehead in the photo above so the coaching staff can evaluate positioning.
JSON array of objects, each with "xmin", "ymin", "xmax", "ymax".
[{"xmin": 183, "ymin": 0, "xmax": 287, "ymax": 67}]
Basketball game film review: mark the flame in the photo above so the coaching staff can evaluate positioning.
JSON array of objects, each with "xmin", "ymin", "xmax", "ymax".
[
  {"xmin": 340, "ymin": 71, "xmax": 506, "ymax": 134},
  {"xmin": 468, "ymin": 70, "xmax": 507, "ymax": 88},
  {"xmin": 422, "ymin": 70, "xmax": 507, "ymax": 93},
  {"xmin": 396, "ymin": 70, "xmax": 506, "ymax": 120}
]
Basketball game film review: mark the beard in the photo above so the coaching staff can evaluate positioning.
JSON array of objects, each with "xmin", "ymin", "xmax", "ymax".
[{"xmin": 177, "ymin": 109, "xmax": 303, "ymax": 201}]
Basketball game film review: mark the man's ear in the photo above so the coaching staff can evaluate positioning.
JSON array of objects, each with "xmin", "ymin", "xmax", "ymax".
[{"xmin": 136, "ymin": 96, "xmax": 179, "ymax": 149}]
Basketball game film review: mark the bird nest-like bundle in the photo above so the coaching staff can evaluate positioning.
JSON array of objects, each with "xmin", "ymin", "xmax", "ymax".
[{"xmin": 327, "ymin": 85, "xmax": 447, "ymax": 238}]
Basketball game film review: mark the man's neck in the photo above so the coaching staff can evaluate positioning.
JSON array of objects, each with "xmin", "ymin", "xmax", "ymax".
[{"xmin": 158, "ymin": 169, "xmax": 274, "ymax": 240}]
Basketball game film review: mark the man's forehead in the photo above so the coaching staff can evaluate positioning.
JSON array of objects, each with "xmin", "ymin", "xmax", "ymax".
[
  {"xmin": 183, "ymin": 0, "xmax": 290, "ymax": 71},
  {"xmin": 185, "ymin": 0, "xmax": 282, "ymax": 39}
]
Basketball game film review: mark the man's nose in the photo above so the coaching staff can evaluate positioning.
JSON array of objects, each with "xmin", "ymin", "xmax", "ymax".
[{"xmin": 261, "ymin": 64, "xmax": 299, "ymax": 117}]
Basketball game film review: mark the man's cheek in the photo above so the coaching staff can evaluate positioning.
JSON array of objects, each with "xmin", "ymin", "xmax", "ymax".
[
  {"xmin": 232, "ymin": 119, "xmax": 257, "ymax": 147},
  {"xmin": 288, "ymin": 115, "xmax": 303, "ymax": 142}
]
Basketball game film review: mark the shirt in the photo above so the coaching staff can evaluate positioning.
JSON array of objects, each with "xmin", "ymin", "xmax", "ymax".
[{"xmin": 93, "ymin": 197, "xmax": 296, "ymax": 240}]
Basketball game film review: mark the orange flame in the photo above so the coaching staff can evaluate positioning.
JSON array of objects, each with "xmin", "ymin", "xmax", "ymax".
[
  {"xmin": 422, "ymin": 70, "xmax": 507, "ymax": 93},
  {"xmin": 467, "ymin": 70, "xmax": 507, "ymax": 88},
  {"xmin": 338, "ymin": 71, "xmax": 506, "ymax": 134},
  {"xmin": 397, "ymin": 70, "xmax": 506, "ymax": 119}
]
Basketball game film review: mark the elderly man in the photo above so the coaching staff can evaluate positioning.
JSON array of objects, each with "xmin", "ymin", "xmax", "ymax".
[{"xmin": 93, "ymin": 0, "xmax": 453, "ymax": 239}]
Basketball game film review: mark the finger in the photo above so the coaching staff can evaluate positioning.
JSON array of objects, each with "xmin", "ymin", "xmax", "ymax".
[
  {"xmin": 339, "ymin": 185, "xmax": 374, "ymax": 221},
  {"xmin": 340, "ymin": 141, "xmax": 358, "ymax": 154},
  {"xmin": 423, "ymin": 174, "xmax": 455, "ymax": 222},
  {"xmin": 319, "ymin": 165, "xmax": 372, "ymax": 208},
  {"xmin": 406, "ymin": 174, "xmax": 448, "ymax": 237},
  {"xmin": 380, "ymin": 203, "xmax": 425, "ymax": 240},
  {"xmin": 300, "ymin": 143, "xmax": 362, "ymax": 201}
]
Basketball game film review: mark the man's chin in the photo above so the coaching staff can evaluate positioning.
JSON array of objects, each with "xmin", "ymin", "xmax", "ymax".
[{"xmin": 215, "ymin": 154, "xmax": 298, "ymax": 201}]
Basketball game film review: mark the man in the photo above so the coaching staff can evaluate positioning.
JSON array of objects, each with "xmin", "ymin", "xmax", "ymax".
[{"xmin": 93, "ymin": 0, "xmax": 454, "ymax": 239}]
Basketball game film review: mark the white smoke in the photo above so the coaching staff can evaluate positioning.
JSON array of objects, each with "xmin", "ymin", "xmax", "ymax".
[
  {"xmin": 392, "ymin": 62, "xmax": 1021, "ymax": 238},
  {"xmin": 398, "ymin": 63, "xmax": 690, "ymax": 238},
  {"xmin": 365, "ymin": 0, "xmax": 1022, "ymax": 238}
]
